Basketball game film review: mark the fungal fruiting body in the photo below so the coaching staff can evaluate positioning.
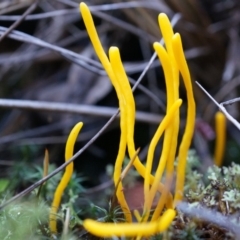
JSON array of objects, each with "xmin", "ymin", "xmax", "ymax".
[
  {"xmin": 49, "ymin": 122, "xmax": 83, "ymax": 233},
  {"xmin": 214, "ymin": 111, "xmax": 226, "ymax": 167}
]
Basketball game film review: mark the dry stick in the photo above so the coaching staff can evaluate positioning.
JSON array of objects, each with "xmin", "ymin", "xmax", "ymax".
[
  {"xmin": 92, "ymin": 10, "xmax": 156, "ymax": 43},
  {"xmin": 177, "ymin": 202, "xmax": 240, "ymax": 238},
  {"xmin": 0, "ymin": 99, "xmax": 162, "ymax": 124},
  {"xmin": 0, "ymin": 0, "xmax": 39, "ymax": 42},
  {"xmin": 195, "ymin": 81, "xmax": 240, "ymax": 131},
  {"xmin": 110, "ymin": 148, "xmax": 140, "ymax": 212},
  {"xmin": 203, "ymin": 74, "xmax": 240, "ymax": 121},
  {"xmin": 62, "ymin": 207, "xmax": 70, "ymax": 238},
  {"xmin": 221, "ymin": 97, "xmax": 240, "ymax": 106},
  {"xmin": 0, "ymin": 2, "xmax": 170, "ymax": 21},
  {"xmin": 0, "ymin": 26, "xmax": 103, "ymax": 69},
  {"xmin": 0, "ymin": 13, "xmax": 181, "ymax": 210}
]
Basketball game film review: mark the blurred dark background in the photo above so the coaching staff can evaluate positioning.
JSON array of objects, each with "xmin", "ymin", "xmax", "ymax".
[{"xmin": 0, "ymin": 0, "xmax": 240, "ymax": 187}]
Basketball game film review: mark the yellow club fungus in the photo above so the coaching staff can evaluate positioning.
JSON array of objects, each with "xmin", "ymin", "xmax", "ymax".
[
  {"xmin": 83, "ymin": 208, "xmax": 176, "ymax": 237},
  {"xmin": 157, "ymin": 13, "xmax": 179, "ymax": 197},
  {"xmin": 145, "ymin": 13, "xmax": 181, "ymax": 222},
  {"xmin": 49, "ymin": 122, "xmax": 83, "ymax": 233},
  {"xmin": 143, "ymin": 99, "xmax": 182, "ymax": 222},
  {"xmin": 172, "ymin": 33, "xmax": 196, "ymax": 205},
  {"xmin": 214, "ymin": 111, "xmax": 226, "ymax": 167}
]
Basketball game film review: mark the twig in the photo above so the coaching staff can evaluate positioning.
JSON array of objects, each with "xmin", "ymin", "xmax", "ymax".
[
  {"xmin": 177, "ymin": 202, "xmax": 240, "ymax": 239},
  {"xmin": 0, "ymin": 0, "xmax": 39, "ymax": 42},
  {"xmin": 195, "ymin": 81, "xmax": 240, "ymax": 131},
  {"xmin": 203, "ymin": 74, "xmax": 240, "ymax": 121},
  {"xmin": 0, "ymin": 26, "xmax": 103, "ymax": 70},
  {"xmin": 92, "ymin": 10, "xmax": 156, "ymax": 43},
  {"xmin": 221, "ymin": 97, "xmax": 240, "ymax": 106},
  {"xmin": 85, "ymin": 180, "xmax": 113, "ymax": 195},
  {"xmin": 62, "ymin": 207, "xmax": 70, "ymax": 238},
  {"xmin": 0, "ymin": 2, "xmax": 171, "ymax": 21},
  {"xmin": 0, "ymin": 99, "xmax": 162, "ymax": 124}
]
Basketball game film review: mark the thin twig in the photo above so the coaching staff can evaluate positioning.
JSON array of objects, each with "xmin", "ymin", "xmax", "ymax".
[
  {"xmin": 92, "ymin": 10, "xmax": 156, "ymax": 42},
  {"xmin": 0, "ymin": 0, "xmax": 39, "ymax": 42},
  {"xmin": 62, "ymin": 207, "xmax": 70, "ymax": 238},
  {"xmin": 0, "ymin": 99, "xmax": 162, "ymax": 124},
  {"xmin": 177, "ymin": 202, "xmax": 240, "ymax": 239},
  {"xmin": 84, "ymin": 180, "xmax": 113, "ymax": 195},
  {"xmin": 203, "ymin": 74, "xmax": 240, "ymax": 121},
  {"xmin": 0, "ymin": 26, "xmax": 103, "ymax": 69},
  {"xmin": 195, "ymin": 81, "xmax": 240, "ymax": 131},
  {"xmin": 221, "ymin": 97, "xmax": 240, "ymax": 106},
  {"xmin": 0, "ymin": 2, "xmax": 171, "ymax": 21}
]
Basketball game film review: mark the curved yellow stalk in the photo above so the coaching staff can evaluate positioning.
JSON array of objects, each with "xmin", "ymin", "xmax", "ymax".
[
  {"xmin": 150, "ymin": 14, "xmax": 181, "ymax": 220},
  {"xmin": 83, "ymin": 209, "xmax": 175, "ymax": 237},
  {"xmin": 108, "ymin": 61, "xmax": 131, "ymax": 221},
  {"xmin": 143, "ymin": 99, "xmax": 182, "ymax": 220},
  {"xmin": 79, "ymin": 3, "xmax": 114, "ymax": 83},
  {"xmin": 214, "ymin": 111, "xmax": 226, "ymax": 167},
  {"xmin": 142, "ymin": 42, "xmax": 177, "ymax": 222},
  {"xmin": 172, "ymin": 33, "xmax": 196, "ymax": 205},
  {"xmin": 158, "ymin": 13, "xmax": 180, "ymax": 196},
  {"xmin": 49, "ymin": 122, "xmax": 83, "ymax": 233},
  {"xmin": 151, "ymin": 43, "xmax": 174, "ymax": 185},
  {"xmin": 158, "ymin": 14, "xmax": 174, "ymax": 57}
]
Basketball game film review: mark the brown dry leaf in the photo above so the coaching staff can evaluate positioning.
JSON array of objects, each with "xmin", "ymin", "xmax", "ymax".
[{"xmin": 124, "ymin": 181, "xmax": 160, "ymax": 213}]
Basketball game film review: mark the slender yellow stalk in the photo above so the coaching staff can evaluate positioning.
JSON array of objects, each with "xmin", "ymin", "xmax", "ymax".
[
  {"xmin": 214, "ymin": 111, "xmax": 226, "ymax": 167},
  {"xmin": 49, "ymin": 122, "xmax": 83, "ymax": 233},
  {"xmin": 172, "ymin": 33, "xmax": 196, "ymax": 205},
  {"xmin": 143, "ymin": 99, "xmax": 182, "ymax": 221},
  {"xmin": 83, "ymin": 209, "xmax": 176, "ymax": 237},
  {"xmin": 144, "ymin": 43, "xmax": 176, "ymax": 222},
  {"xmin": 151, "ymin": 43, "xmax": 174, "ymax": 181},
  {"xmin": 158, "ymin": 13, "xmax": 180, "ymax": 195},
  {"xmin": 150, "ymin": 14, "xmax": 181, "ymax": 221},
  {"xmin": 79, "ymin": 3, "xmax": 114, "ymax": 83}
]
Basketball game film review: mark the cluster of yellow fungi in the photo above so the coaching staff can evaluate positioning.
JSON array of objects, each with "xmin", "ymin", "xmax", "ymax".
[
  {"xmin": 48, "ymin": 1, "xmax": 227, "ymax": 238},
  {"xmin": 77, "ymin": 2, "xmax": 195, "ymax": 238}
]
